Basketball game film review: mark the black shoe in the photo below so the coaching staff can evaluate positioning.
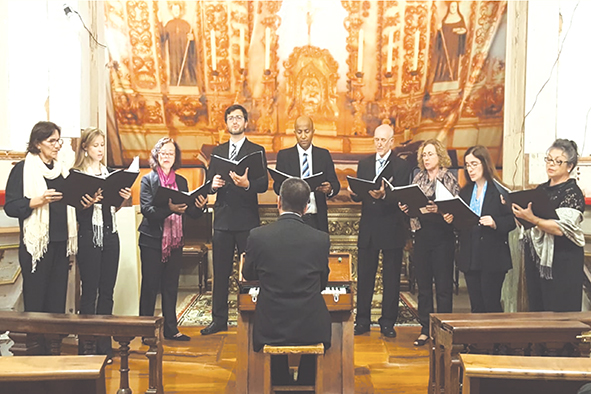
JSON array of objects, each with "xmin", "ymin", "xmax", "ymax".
[
  {"xmin": 380, "ymin": 326, "xmax": 397, "ymax": 338},
  {"xmin": 200, "ymin": 321, "xmax": 228, "ymax": 336},
  {"xmin": 414, "ymin": 335, "xmax": 429, "ymax": 346},
  {"xmin": 164, "ymin": 333, "xmax": 191, "ymax": 341},
  {"xmin": 354, "ymin": 324, "xmax": 370, "ymax": 336}
]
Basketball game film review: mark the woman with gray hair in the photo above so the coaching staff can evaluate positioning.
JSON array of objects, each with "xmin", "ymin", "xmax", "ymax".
[
  {"xmin": 138, "ymin": 137, "xmax": 207, "ymax": 340},
  {"xmin": 513, "ymin": 139, "xmax": 585, "ymax": 312}
]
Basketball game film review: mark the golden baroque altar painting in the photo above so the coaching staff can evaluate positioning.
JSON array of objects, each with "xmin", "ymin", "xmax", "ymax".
[{"xmin": 105, "ymin": 0, "xmax": 507, "ymax": 174}]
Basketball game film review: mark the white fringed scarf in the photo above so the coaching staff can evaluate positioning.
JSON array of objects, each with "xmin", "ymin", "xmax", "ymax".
[
  {"xmin": 524, "ymin": 207, "xmax": 585, "ymax": 279},
  {"xmin": 22, "ymin": 153, "xmax": 77, "ymax": 272},
  {"xmin": 86, "ymin": 164, "xmax": 117, "ymax": 249}
]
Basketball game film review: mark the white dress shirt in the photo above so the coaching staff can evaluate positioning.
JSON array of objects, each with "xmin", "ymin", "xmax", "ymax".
[
  {"xmin": 229, "ymin": 136, "xmax": 247, "ymax": 160},
  {"xmin": 375, "ymin": 150, "xmax": 391, "ymax": 176},
  {"xmin": 297, "ymin": 144, "xmax": 317, "ymax": 214}
]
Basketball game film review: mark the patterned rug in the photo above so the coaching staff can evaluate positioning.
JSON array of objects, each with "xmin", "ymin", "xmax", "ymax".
[{"xmin": 177, "ymin": 292, "xmax": 420, "ymax": 327}]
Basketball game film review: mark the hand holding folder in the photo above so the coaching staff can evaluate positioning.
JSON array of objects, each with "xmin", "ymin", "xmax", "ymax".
[
  {"xmin": 268, "ymin": 168, "xmax": 325, "ymax": 191},
  {"xmin": 153, "ymin": 180, "xmax": 211, "ymax": 207},
  {"xmin": 211, "ymin": 151, "xmax": 266, "ymax": 183},
  {"xmin": 59, "ymin": 157, "xmax": 139, "ymax": 209},
  {"xmin": 508, "ymin": 187, "xmax": 558, "ymax": 229}
]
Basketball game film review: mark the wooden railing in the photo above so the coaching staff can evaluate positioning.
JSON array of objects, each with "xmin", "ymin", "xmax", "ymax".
[{"xmin": 0, "ymin": 311, "xmax": 164, "ymax": 394}]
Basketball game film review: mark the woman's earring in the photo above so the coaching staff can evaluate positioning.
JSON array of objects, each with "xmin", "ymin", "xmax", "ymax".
[{"xmin": 84, "ymin": 151, "xmax": 88, "ymax": 157}]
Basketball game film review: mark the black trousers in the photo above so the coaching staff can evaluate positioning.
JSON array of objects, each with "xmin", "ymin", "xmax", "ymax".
[
  {"xmin": 139, "ymin": 246, "xmax": 183, "ymax": 338},
  {"xmin": 212, "ymin": 229, "xmax": 249, "ymax": 324},
  {"xmin": 77, "ymin": 227, "xmax": 120, "ymax": 356},
  {"xmin": 302, "ymin": 213, "xmax": 320, "ymax": 231},
  {"xmin": 272, "ymin": 354, "xmax": 317, "ymax": 385},
  {"xmin": 356, "ymin": 247, "xmax": 403, "ymax": 328},
  {"xmin": 19, "ymin": 241, "xmax": 69, "ymax": 313},
  {"xmin": 464, "ymin": 270, "xmax": 506, "ymax": 313},
  {"xmin": 525, "ymin": 246, "xmax": 584, "ymax": 312},
  {"xmin": 414, "ymin": 233, "xmax": 455, "ymax": 335}
]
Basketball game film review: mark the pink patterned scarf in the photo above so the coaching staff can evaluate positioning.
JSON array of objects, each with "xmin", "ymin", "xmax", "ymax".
[{"xmin": 157, "ymin": 167, "xmax": 184, "ymax": 262}]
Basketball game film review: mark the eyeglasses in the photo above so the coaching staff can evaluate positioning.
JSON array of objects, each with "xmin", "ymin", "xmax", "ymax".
[
  {"xmin": 158, "ymin": 151, "xmax": 175, "ymax": 158},
  {"xmin": 44, "ymin": 138, "xmax": 63, "ymax": 147},
  {"xmin": 465, "ymin": 161, "xmax": 481, "ymax": 169},
  {"xmin": 544, "ymin": 156, "xmax": 566, "ymax": 166},
  {"xmin": 227, "ymin": 115, "xmax": 244, "ymax": 122},
  {"xmin": 422, "ymin": 152, "xmax": 436, "ymax": 158}
]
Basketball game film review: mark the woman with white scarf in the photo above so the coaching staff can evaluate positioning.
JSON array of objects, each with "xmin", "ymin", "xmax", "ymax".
[
  {"xmin": 138, "ymin": 138, "xmax": 207, "ymax": 341},
  {"xmin": 72, "ymin": 128, "xmax": 131, "ymax": 361},
  {"xmin": 513, "ymin": 139, "xmax": 585, "ymax": 312},
  {"xmin": 5, "ymin": 121, "xmax": 77, "ymax": 314}
]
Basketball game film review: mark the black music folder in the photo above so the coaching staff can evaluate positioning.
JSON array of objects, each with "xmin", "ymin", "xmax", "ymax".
[
  {"xmin": 433, "ymin": 179, "xmax": 479, "ymax": 230},
  {"xmin": 153, "ymin": 180, "xmax": 211, "ymax": 207},
  {"xmin": 435, "ymin": 197, "xmax": 480, "ymax": 230},
  {"xmin": 59, "ymin": 164, "xmax": 139, "ymax": 209},
  {"xmin": 508, "ymin": 188, "xmax": 558, "ymax": 229},
  {"xmin": 384, "ymin": 182, "xmax": 430, "ymax": 217},
  {"xmin": 268, "ymin": 168, "xmax": 325, "ymax": 191},
  {"xmin": 211, "ymin": 151, "xmax": 266, "ymax": 183}
]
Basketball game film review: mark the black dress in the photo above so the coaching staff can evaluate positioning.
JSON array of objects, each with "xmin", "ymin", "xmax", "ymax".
[{"xmin": 525, "ymin": 178, "xmax": 585, "ymax": 312}]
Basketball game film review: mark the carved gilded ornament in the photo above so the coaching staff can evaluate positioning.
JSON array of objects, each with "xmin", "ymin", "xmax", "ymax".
[
  {"xmin": 126, "ymin": 1, "xmax": 157, "ymax": 89},
  {"xmin": 151, "ymin": 1, "xmax": 167, "ymax": 87},
  {"xmin": 283, "ymin": 46, "xmax": 339, "ymax": 123},
  {"xmin": 165, "ymin": 97, "xmax": 204, "ymax": 127},
  {"xmin": 401, "ymin": 3, "xmax": 428, "ymax": 94},
  {"xmin": 114, "ymin": 92, "xmax": 163, "ymax": 126},
  {"xmin": 205, "ymin": 2, "xmax": 231, "ymax": 92}
]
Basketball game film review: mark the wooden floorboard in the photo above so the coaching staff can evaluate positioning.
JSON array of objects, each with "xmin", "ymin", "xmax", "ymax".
[{"xmin": 104, "ymin": 325, "xmax": 429, "ymax": 393}]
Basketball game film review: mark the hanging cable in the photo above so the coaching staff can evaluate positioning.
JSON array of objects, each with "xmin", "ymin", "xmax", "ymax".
[{"xmin": 63, "ymin": 4, "xmax": 107, "ymax": 49}]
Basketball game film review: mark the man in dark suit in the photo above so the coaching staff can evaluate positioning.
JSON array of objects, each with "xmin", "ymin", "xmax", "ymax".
[
  {"xmin": 350, "ymin": 124, "xmax": 411, "ymax": 338},
  {"xmin": 201, "ymin": 104, "xmax": 269, "ymax": 335},
  {"xmin": 243, "ymin": 178, "xmax": 331, "ymax": 385},
  {"xmin": 273, "ymin": 116, "xmax": 340, "ymax": 232}
]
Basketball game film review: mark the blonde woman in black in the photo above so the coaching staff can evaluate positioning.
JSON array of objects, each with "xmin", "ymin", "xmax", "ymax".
[
  {"xmin": 399, "ymin": 139, "xmax": 459, "ymax": 346},
  {"xmin": 72, "ymin": 127, "xmax": 131, "ymax": 360}
]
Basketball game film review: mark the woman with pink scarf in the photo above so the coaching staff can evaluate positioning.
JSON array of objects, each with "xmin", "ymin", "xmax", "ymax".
[{"xmin": 138, "ymin": 138, "xmax": 207, "ymax": 341}]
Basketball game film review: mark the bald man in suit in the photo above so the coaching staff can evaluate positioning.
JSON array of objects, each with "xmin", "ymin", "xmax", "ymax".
[
  {"xmin": 273, "ymin": 116, "xmax": 340, "ymax": 232},
  {"xmin": 350, "ymin": 124, "xmax": 411, "ymax": 338}
]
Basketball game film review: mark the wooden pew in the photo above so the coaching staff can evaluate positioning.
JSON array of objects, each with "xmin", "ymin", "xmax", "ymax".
[
  {"xmin": 460, "ymin": 354, "xmax": 591, "ymax": 394},
  {"xmin": 0, "ymin": 311, "xmax": 164, "ymax": 394},
  {"xmin": 428, "ymin": 316, "xmax": 590, "ymax": 394},
  {"xmin": 0, "ymin": 355, "xmax": 107, "ymax": 394}
]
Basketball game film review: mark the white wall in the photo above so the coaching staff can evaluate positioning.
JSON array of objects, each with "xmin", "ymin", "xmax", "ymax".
[
  {"xmin": 0, "ymin": 0, "xmax": 99, "ymax": 154},
  {"xmin": 525, "ymin": 0, "xmax": 591, "ymax": 184}
]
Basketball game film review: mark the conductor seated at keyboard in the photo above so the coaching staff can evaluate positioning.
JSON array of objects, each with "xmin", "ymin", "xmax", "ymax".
[{"xmin": 242, "ymin": 177, "xmax": 332, "ymax": 385}]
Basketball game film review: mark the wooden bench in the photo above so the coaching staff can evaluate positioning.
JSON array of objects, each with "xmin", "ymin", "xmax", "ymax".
[
  {"xmin": 460, "ymin": 354, "xmax": 591, "ymax": 394},
  {"xmin": 428, "ymin": 316, "xmax": 590, "ymax": 394},
  {"xmin": 263, "ymin": 344, "xmax": 324, "ymax": 394},
  {"xmin": 0, "ymin": 311, "xmax": 164, "ymax": 394},
  {"xmin": 0, "ymin": 355, "xmax": 107, "ymax": 394}
]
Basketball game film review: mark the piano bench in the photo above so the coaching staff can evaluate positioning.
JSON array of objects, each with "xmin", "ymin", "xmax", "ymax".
[{"xmin": 263, "ymin": 344, "xmax": 324, "ymax": 394}]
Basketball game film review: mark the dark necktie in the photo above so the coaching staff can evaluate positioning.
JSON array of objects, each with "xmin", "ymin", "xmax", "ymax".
[
  {"xmin": 230, "ymin": 144, "xmax": 237, "ymax": 161},
  {"xmin": 302, "ymin": 152, "xmax": 310, "ymax": 177}
]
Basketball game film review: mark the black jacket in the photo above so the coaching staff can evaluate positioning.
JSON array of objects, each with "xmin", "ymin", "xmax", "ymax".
[
  {"xmin": 352, "ymin": 152, "xmax": 411, "ymax": 249},
  {"xmin": 5, "ymin": 160, "xmax": 68, "ymax": 243},
  {"xmin": 138, "ymin": 170, "xmax": 203, "ymax": 249},
  {"xmin": 243, "ymin": 213, "xmax": 331, "ymax": 352},
  {"xmin": 456, "ymin": 182, "xmax": 515, "ymax": 273},
  {"xmin": 206, "ymin": 139, "xmax": 268, "ymax": 232},
  {"xmin": 273, "ymin": 145, "xmax": 340, "ymax": 232}
]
